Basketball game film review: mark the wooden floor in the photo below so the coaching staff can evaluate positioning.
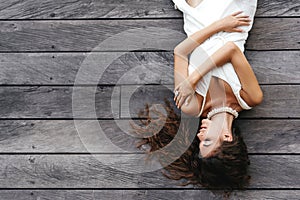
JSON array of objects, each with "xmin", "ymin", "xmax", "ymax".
[{"xmin": 0, "ymin": 0, "xmax": 299, "ymax": 199}]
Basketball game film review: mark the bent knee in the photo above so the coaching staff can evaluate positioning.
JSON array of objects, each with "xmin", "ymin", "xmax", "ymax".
[
  {"xmin": 180, "ymin": 104, "xmax": 200, "ymax": 117},
  {"xmin": 224, "ymin": 41, "xmax": 239, "ymax": 53}
]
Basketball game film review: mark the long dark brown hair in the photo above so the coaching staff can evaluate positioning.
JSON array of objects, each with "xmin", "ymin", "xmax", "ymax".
[{"xmin": 130, "ymin": 99, "xmax": 250, "ymax": 189}]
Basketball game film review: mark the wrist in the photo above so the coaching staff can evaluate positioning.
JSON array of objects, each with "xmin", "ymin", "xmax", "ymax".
[
  {"xmin": 187, "ymin": 75, "xmax": 198, "ymax": 90},
  {"xmin": 211, "ymin": 20, "xmax": 224, "ymax": 33}
]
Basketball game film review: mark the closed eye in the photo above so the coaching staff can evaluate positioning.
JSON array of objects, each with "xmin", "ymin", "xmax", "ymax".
[{"xmin": 203, "ymin": 140, "xmax": 212, "ymax": 146}]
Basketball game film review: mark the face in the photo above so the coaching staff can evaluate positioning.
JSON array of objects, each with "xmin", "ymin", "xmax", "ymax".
[{"xmin": 197, "ymin": 119, "xmax": 233, "ymax": 157}]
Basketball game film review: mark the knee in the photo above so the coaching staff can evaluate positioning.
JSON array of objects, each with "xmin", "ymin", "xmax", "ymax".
[
  {"xmin": 180, "ymin": 104, "xmax": 200, "ymax": 117},
  {"xmin": 224, "ymin": 41, "xmax": 239, "ymax": 53}
]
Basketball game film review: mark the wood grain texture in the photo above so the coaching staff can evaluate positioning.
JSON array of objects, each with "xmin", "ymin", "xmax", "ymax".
[
  {"xmin": 0, "ymin": 85, "xmax": 298, "ymax": 119},
  {"xmin": 0, "ymin": 86, "xmax": 120, "ymax": 118},
  {"xmin": 0, "ymin": 51, "xmax": 299, "ymax": 85},
  {"xmin": 0, "ymin": 18, "xmax": 298, "ymax": 52},
  {"xmin": 0, "ymin": 119, "xmax": 137, "ymax": 153},
  {"xmin": 0, "ymin": 155, "xmax": 298, "ymax": 188},
  {"xmin": 240, "ymin": 85, "xmax": 300, "ymax": 118},
  {"xmin": 0, "ymin": 0, "xmax": 298, "ymax": 197},
  {"xmin": 0, "ymin": 190, "xmax": 299, "ymax": 200},
  {"xmin": 247, "ymin": 18, "xmax": 300, "ymax": 50},
  {"xmin": 256, "ymin": 0, "xmax": 300, "ymax": 17},
  {"xmin": 0, "ymin": 119, "xmax": 298, "ymax": 154},
  {"xmin": 0, "ymin": 85, "xmax": 300, "ymax": 119},
  {"xmin": 120, "ymin": 85, "xmax": 300, "ymax": 118},
  {"xmin": 0, "ymin": 0, "xmax": 177, "ymax": 19},
  {"xmin": 0, "ymin": 0, "xmax": 298, "ymax": 19},
  {"xmin": 239, "ymin": 120, "xmax": 300, "ymax": 153},
  {"xmin": 0, "ymin": 20, "xmax": 183, "ymax": 52}
]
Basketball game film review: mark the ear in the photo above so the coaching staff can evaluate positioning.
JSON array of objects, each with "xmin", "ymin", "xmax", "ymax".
[{"xmin": 223, "ymin": 132, "xmax": 233, "ymax": 142}]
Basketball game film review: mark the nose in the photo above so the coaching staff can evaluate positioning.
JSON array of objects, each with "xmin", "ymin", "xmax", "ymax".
[{"xmin": 201, "ymin": 119, "xmax": 208, "ymax": 124}]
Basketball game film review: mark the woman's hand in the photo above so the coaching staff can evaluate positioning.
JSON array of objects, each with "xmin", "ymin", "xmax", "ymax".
[
  {"xmin": 215, "ymin": 11, "xmax": 251, "ymax": 33},
  {"xmin": 174, "ymin": 79, "xmax": 195, "ymax": 109}
]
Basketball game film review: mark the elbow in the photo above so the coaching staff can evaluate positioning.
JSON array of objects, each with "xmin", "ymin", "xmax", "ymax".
[
  {"xmin": 174, "ymin": 44, "xmax": 187, "ymax": 57},
  {"xmin": 249, "ymin": 90, "xmax": 264, "ymax": 107},
  {"xmin": 174, "ymin": 45, "xmax": 182, "ymax": 56}
]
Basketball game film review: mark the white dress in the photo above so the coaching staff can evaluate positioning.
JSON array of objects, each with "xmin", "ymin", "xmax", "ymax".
[{"xmin": 172, "ymin": 0, "xmax": 257, "ymax": 116}]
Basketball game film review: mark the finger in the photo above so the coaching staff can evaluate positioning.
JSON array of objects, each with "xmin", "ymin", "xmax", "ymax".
[
  {"xmin": 173, "ymin": 87, "xmax": 180, "ymax": 101},
  {"xmin": 231, "ymin": 11, "xmax": 243, "ymax": 16},
  {"xmin": 175, "ymin": 94, "xmax": 178, "ymax": 106},
  {"xmin": 238, "ymin": 17, "xmax": 251, "ymax": 22},
  {"xmin": 238, "ymin": 22, "xmax": 251, "ymax": 26},
  {"xmin": 239, "ymin": 19, "xmax": 251, "ymax": 23},
  {"xmin": 178, "ymin": 96, "xmax": 186, "ymax": 108},
  {"xmin": 177, "ymin": 96, "xmax": 183, "ymax": 108},
  {"xmin": 174, "ymin": 85, "xmax": 180, "ymax": 93},
  {"xmin": 237, "ymin": 15, "xmax": 250, "ymax": 19},
  {"xmin": 232, "ymin": 28, "xmax": 244, "ymax": 33},
  {"xmin": 238, "ymin": 18, "xmax": 251, "ymax": 22},
  {"xmin": 174, "ymin": 92, "xmax": 179, "ymax": 101},
  {"xmin": 176, "ymin": 93, "xmax": 182, "ymax": 107},
  {"xmin": 173, "ymin": 91, "xmax": 177, "ymax": 101}
]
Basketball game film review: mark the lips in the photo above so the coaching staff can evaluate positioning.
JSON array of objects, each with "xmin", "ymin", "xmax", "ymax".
[{"xmin": 201, "ymin": 124, "xmax": 207, "ymax": 129}]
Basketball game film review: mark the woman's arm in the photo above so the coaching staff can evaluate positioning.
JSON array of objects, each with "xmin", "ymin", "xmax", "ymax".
[
  {"xmin": 173, "ymin": 21, "xmax": 222, "ymax": 89},
  {"xmin": 209, "ymin": 41, "xmax": 263, "ymax": 107},
  {"xmin": 174, "ymin": 11, "xmax": 251, "ymax": 108}
]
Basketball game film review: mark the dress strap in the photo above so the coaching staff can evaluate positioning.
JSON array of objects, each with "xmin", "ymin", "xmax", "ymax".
[{"xmin": 196, "ymin": 95, "xmax": 206, "ymax": 117}]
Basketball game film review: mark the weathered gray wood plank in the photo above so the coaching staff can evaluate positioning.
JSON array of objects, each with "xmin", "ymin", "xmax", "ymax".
[
  {"xmin": 0, "ymin": 120, "xmax": 298, "ymax": 154},
  {"xmin": 120, "ymin": 85, "xmax": 300, "ymax": 118},
  {"xmin": 245, "ymin": 51, "xmax": 300, "ymax": 84},
  {"xmin": 0, "ymin": 51, "xmax": 299, "ymax": 85},
  {"xmin": 239, "ymin": 120, "xmax": 300, "ymax": 153},
  {"xmin": 0, "ymin": 190, "xmax": 298, "ymax": 200},
  {"xmin": 240, "ymin": 85, "xmax": 300, "ymax": 118},
  {"xmin": 0, "ymin": 18, "xmax": 298, "ymax": 52},
  {"xmin": 0, "ymin": 86, "xmax": 120, "ymax": 118},
  {"xmin": 0, "ymin": 0, "xmax": 298, "ymax": 19},
  {"xmin": 246, "ymin": 18, "xmax": 300, "ymax": 50},
  {"xmin": 256, "ymin": 0, "xmax": 300, "ymax": 17},
  {"xmin": 0, "ymin": 155, "xmax": 298, "ymax": 188},
  {"xmin": 0, "ymin": 0, "xmax": 177, "ymax": 19},
  {"xmin": 0, "ymin": 20, "xmax": 183, "ymax": 52},
  {"xmin": 0, "ymin": 85, "xmax": 298, "ymax": 119},
  {"xmin": 0, "ymin": 119, "xmax": 136, "ymax": 153}
]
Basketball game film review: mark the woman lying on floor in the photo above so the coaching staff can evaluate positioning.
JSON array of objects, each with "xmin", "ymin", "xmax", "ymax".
[{"xmin": 131, "ymin": 0, "xmax": 263, "ymax": 189}]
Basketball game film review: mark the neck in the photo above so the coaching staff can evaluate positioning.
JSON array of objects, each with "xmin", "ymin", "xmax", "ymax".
[{"xmin": 211, "ymin": 112, "xmax": 234, "ymax": 133}]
